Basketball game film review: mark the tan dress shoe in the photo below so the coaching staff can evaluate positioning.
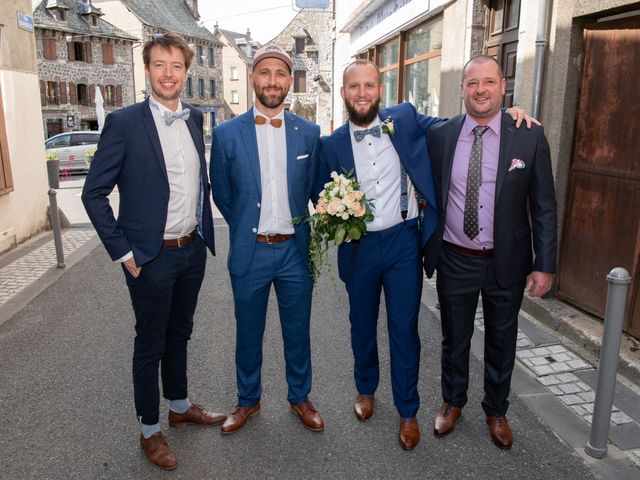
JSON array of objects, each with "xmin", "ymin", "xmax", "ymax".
[
  {"xmin": 399, "ymin": 417, "xmax": 420, "ymax": 450},
  {"xmin": 168, "ymin": 403, "xmax": 227, "ymax": 427},
  {"xmin": 221, "ymin": 405, "xmax": 261, "ymax": 435},
  {"xmin": 486, "ymin": 415, "xmax": 513, "ymax": 448},
  {"xmin": 434, "ymin": 403, "xmax": 462, "ymax": 437},
  {"xmin": 354, "ymin": 394, "xmax": 374, "ymax": 421},
  {"xmin": 291, "ymin": 400, "xmax": 324, "ymax": 431},
  {"xmin": 139, "ymin": 432, "xmax": 177, "ymax": 470}
]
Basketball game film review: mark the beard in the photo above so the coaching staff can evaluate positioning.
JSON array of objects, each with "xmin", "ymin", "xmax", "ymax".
[
  {"xmin": 255, "ymin": 85, "xmax": 287, "ymax": 109},
  {"xmin": 345, "ymin": 97, "xmax": 381, "ymax": 127}
]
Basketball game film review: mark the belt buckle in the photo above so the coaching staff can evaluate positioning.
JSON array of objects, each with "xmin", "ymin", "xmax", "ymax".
[
  {"xmin": 176, "ymin": 236, "xmax": 184, "ymax": 247},
  {"xmin": 266, "ymin": 234, "xmax": 272, "ymax": 245}
]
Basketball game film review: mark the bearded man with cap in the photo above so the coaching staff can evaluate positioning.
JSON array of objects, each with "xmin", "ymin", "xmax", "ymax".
[{"xmin": 210, "ymin": 45, "xmax": 323, "ymax": 434}]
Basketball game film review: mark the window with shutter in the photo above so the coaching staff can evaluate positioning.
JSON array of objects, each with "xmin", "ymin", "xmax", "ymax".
[
  {"xmin": 89, "ymin": 85, "xmax": 95, "ymax": 106},
  {"xmin": 102, "ymin": 44, "xmax": 114, "ymax": 65},
  {"xmin": 69, "ymin": 83, "xmax": 78, "ymax": 104},
  {"xmin": 60, "ymin": 82, "xmax": 68, "ymax": 104},
  {"xmin": 67, "ymin": 42, "xmax": 75, "ymax": 61},
  {"xmin": 115, "ymin": 85, "xmax": 122, "ymax": 106},
  {"xmin": 40, "ymin": 80, "xmax": 47, "ymax": 106},
  {"xmin": 85, "ymin": 42, "xmax": 93, "ymax": 63},
  {"xmin": 43, "ymin": 38, "xmax": 57, "ymax": 60}
]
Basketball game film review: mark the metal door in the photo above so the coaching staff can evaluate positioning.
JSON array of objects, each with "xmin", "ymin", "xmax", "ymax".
[{"xmin": 557, "ymin": 18, "xmax": 640, "ymax": 339}]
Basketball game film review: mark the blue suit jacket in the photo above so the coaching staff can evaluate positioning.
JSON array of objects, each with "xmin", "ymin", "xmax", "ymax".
[
  {"xmin": 317, "ymin": 102, "xmax": 440, "ymax": 282},
  {"xmin": 82, "ymin": 98, "xmax": 215, "ymax": 265},
  {"xmin": 210, "ymin": 108, "xmax": 320, "ymax": 276}
]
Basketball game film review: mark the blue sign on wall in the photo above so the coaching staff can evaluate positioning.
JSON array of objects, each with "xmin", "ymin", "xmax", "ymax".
[
  {"xmin": 17, "ymin": 12, "xmax": 34, "ymax": 33},
  {"xmin": 295, "ymin": 0, "xmax": 330, "ymax": 9}
]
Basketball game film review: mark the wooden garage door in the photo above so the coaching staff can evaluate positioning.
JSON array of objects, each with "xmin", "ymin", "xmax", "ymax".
[{"xmin": 557, "ymin": 18, "xmax": 640, "ymax": 339}]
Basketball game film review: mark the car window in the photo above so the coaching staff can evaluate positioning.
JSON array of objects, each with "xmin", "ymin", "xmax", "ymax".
[
  {"xmin": 70, "ymin": 133, "xmax": 100, "ymax": 146},
  {"xmin": 46, "ymin": 134, "xmax": 71, "ymax": 148}
]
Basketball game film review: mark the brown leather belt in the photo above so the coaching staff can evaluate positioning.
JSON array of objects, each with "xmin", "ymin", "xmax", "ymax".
[
  {"xmin": 163, "ymin": 230, "xmax": 197, "ymax": 248},
  {"xmin": 256, "ymin": 233, "xmax": 295, "ymax": 244},
  {"xmin": 443, "ymin": 240, "xmax": 494, "ymax": 257}
]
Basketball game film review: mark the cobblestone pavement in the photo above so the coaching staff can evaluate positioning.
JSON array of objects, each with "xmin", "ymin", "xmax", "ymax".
[
  {"xmin": 0, "ymin": 230, "xmax": 96, "ymax": 307},
  {"xmin": 424, "ymin": 275, "xmax": 640, "ymax": 470}
]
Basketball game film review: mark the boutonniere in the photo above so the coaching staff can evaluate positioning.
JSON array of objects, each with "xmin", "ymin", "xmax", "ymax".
[
  {"xmin": 508, "ymin": 158, "xmax": 525, "ymax": 172},
  {"xmin": 381, "ymin": 117, "xmax": 395, "ymax": 136}
]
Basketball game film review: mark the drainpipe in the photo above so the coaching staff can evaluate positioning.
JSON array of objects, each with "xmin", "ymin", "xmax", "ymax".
[{"xmin": 531, "ymin": 0, "xmax": 553, "ymax": 118}]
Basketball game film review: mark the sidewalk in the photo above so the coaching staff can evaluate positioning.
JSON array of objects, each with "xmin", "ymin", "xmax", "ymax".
[{"xmin": 0, "ymin": 228, "xmax": 639, "ymax": 479}]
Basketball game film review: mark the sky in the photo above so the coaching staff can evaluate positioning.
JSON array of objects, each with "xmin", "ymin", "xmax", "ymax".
[{"xmin": 198, "ymin": 1, "xmax": 299, "ymax": 44}]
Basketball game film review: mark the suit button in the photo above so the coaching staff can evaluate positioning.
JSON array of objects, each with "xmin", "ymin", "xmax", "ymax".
[
  {"xmin": 252, "ymin": 228, "xmax": 257, "ymax": 233},
  {"xmin": 257, "ymin": 202, "xmax": 261, "ymax": 208}
]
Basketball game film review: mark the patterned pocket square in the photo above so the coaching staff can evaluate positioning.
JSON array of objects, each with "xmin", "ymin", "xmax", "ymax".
[{"xmin": 508, "ymin": 158, "xmax": 525, "ymax": 172}]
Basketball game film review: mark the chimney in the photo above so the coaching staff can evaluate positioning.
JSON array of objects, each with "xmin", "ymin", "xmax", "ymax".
[
  {"xmin": 184, "ymin": 0, "xmax": 200, "ymax": 20},
  {"xmin": 246, "ymin": 28, "xmax": 252, "ymax": 58}
]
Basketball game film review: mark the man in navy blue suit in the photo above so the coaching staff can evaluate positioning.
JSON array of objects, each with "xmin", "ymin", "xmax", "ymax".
[
  {"xmin": 82, "ymin": 33, "xmax": 225, "ymax": 471},
  {"xmin": 210, "ymin": 45, "xmax": 323, "ymax": 435},
  {"xmin": 317, "ymin": 60, "xmax": 441, "ymax": 450}
]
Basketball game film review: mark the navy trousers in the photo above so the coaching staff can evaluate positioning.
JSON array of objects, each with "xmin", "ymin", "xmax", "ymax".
[
  {"xmin": 436, "ymin": 245, "xmax": 525, "ymax": 417},
  {"xmin": 342, "ymin": 219, "xmax": 422, "ymax": 418},
  {"xmin": 124, "ymin": 236, "xmax": 206, "ymax": 425},
  {"xmin": 229, "ymin": 239, "xmax": 313, "ymax": 407}
]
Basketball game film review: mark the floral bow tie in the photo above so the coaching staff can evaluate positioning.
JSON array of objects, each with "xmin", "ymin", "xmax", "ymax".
[
  {"xmin": 163, "ymin": 108, "xmax": 191, "ymax": 126},
  {"xmin": 354, "ymin": 125, "xmax": 381, "ymax": 142}
]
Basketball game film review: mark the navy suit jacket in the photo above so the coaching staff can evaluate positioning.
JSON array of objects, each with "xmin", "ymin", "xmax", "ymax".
[
  {"xmin": 423, "ymin": 112, "xmax": 557, "ymax": 288},
  {"xmin": 317, "ymin": 102, "xmax": 440, "ymax": 282},
  {"xmin": 210, "ymin": 108, "xmax": 320, "ymax": 277},
  {"xmin": 82, "ymin": 98, "xmax": 215, "ymax": 265}
]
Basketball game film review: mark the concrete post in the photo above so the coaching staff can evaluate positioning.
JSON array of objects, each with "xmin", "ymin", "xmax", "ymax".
[
  {"xmin": 47, "ymin": 188, "xmax": 65, "ymax": 268},
  {"xmin": 585, "ymin": 267, "xmax": 632, "ymax": 459}
]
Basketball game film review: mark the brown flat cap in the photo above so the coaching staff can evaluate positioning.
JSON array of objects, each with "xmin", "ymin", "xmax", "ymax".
[{"xmin": 252, "ymin": 44, "xmax": 293, "ymax": 71}]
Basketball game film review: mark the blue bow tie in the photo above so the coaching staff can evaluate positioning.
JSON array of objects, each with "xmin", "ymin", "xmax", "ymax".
[
  {"xmin": 354, "ymin": 125, "xmax": 381, "ymax": 142},
  {"xmin": 163, "ymin": 108, "xmax": 191, "ymax": 126}
]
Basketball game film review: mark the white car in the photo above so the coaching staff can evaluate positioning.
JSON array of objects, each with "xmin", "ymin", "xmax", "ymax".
[{"xmin": 45, "ymin": 131, "xmax": 100, "ymax": 174}]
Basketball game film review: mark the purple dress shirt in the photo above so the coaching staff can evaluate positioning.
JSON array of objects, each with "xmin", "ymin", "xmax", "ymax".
[{"xmin": 443, "ymin": 112, "xmax": 502, "ymax": 250}]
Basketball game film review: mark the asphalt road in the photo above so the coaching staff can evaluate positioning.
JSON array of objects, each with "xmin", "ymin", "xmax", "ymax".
[{"xmin": 0, "ymin": 228, "xmax": 599, "ymax": 479}]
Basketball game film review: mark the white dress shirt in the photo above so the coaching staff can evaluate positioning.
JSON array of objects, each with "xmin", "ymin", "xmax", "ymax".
[
  {"xmin": 254, "ymin": 107, "xmax": 294, "ymax": 235},
  {"xmin": 149, "ymin": 94, "xmax": 200, "ymax": 240},
  {"xmin": 349, "ymin": 118, "xmax": 418, "ymax": 232}
]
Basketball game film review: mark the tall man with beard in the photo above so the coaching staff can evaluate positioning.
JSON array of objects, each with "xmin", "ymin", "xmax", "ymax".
[
  {"xmin": 317, "ymin": 59, "xmax": 440, "ymax": 450},
  {"xmin": 210, "ymin": 45, "xmax": 323, "ymax": 434}
]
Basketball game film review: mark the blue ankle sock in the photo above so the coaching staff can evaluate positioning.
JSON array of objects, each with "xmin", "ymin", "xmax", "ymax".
[
  {"xmin": 141, "ymin": 422, "xmax": 160, "ymax": 439},
  {"xmin": 169, "ymin": 398, "xmax": 191, "ymax": 414}
]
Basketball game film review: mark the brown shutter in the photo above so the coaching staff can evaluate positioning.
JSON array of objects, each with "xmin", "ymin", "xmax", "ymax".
[
  {"xmin": 85, "ymin": 42, "xmax": 93, "ymax": 63},
  {"xmin": 102, "ymin": 44, "xmax": 114, "ymax": 65},
  {"xmin": 116, "ymin": 85, "xmax": 122, "ymax": 106},
  {"xmin": 89, "ymin": 85, "xmax": 96, "ymax": 107},
  {"xmin": 69, "ymin": 83, "xmax": 77, "ymax": 104},
  {"xmin": 40, "ymin": 80, "xmax": 47, "ymax": 106},
  {"xmin": 59, "ymin": 82, "xmax": 68, "ymax": 104},
  {"xmin": 67, "ymin": 42, "xmax": 75, "ymax": 61},
  {"xmin": 43, "ymin": 38, "xmax": 57, "ymax": 60}
]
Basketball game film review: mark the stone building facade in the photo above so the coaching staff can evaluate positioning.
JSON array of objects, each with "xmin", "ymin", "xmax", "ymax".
[
  {"xmin": 34, "ymin": 0, "xmax": 136, "ymax": 138},
  {"xmin": 93, "ymin": 0, "xmax": 225, "ymax": 136},
  {"xmin": 268, "ymin": 3, "xmax": 334, "ymax": 135}
]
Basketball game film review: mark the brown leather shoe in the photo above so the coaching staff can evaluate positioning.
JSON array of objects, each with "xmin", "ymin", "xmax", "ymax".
[
  {"xmin": 434, "ymin": 403, "xmax": 462, "ymax": 437},
  {"xmin": 398, "ymin": 417, "xmax": 420, "ymax": 450},
  {"xmin": 139, "ymin": 432, "xmax": 177, "ymax": 470},
  {"xmin": 220, "ymin": 404, "xmax": 260, "ymax": 435},
  {"xmin": 291, "ymin": 400, "xmax": 324, "ymax": 432},
  {"xmin": 354, "ymin": 394, "xmax": 374, "ymax": 421},
  {"xmin": 486, "ymin": 415, "xmax": 513, "ymax": 449},
  {"xmin": 168, "ymin": 403, "xmax": 226, "ymax": 427}
]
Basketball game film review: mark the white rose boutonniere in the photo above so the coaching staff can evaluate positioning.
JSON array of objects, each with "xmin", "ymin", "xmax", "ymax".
[{"xmin": 381, "ymin": 117, "xmax": 395, "ymax": 136}]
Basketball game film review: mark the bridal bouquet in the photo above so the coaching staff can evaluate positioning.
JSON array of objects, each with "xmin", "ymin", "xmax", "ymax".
[{"xmin": 294, "ymin": 170, "xmax": 374, "ymax": 282}]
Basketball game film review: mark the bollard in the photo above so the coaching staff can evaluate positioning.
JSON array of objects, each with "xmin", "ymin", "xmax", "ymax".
[
  {"xmin": 47, "ymin": 188, "xmax": 65, "ymax": 268},
  {"xmin": 585, "ymin": 267, "xmax": 632, "ymax": 459}
]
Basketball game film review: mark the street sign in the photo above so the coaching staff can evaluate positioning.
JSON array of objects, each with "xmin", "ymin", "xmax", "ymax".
[{"xmin": 17, "ymin": 12, "xmax": 33, "ymax": 32}]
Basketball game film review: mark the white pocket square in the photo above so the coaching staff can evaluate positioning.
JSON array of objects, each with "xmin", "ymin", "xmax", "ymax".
[
  {"xmin": 508, "ymin": 158, "xmax": 525, "ymax": 172},
  {"xmin": 296, "ymin": 154, "xmax": 309, "ymax": 160}
]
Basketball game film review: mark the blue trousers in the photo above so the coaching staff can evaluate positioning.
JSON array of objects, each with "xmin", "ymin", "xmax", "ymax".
[
  {"xmin": 342, "ymin": 219, "xmax": 422, "ymax": 418},
  {"xmin": 230, "ymin": 239, "xmax": 313, "ymax": 406},
  {"xmin": 124, "ymin": 236, "xmax": 206, "ymax": 425}
]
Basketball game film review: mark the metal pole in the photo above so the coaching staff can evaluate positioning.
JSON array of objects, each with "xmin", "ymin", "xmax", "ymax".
[
  {"xmin": 585, "ymin": 267, "xmax": 632, "ymax": 459},
  {"xmin": 47, "ymin": 188, "xmax": 65, "ymax": 268},
  {"xmin": 531, "ymin": 0, "xmax": 553, "ymax": 118}
]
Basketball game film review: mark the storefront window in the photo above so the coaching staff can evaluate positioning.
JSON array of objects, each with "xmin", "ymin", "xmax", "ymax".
[
  {"xmin": 381, "ymin": 70, "xmax": 398, "ymax": 109},
  {"xmin": 379, "ymin": 38, "xmax": 399, "ymax": 67},
  {"xmin": 405, "ymin": 56, "xmax": 441, "ymax": 116}
]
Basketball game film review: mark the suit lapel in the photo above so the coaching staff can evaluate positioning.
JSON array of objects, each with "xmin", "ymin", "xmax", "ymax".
[
  {"xmin": 141, "ymin": 98, "xmax": 168, "ymax": 183},
  {"xmin": 336, "ymin": 125, "xmax": 356, "ymax": 178},
  {"xmin": 284, "ymin": 110, "xmax": 300, "ymax": 196},
  {"xmin": 441, "ymin": 115, "xmax": 465, "ymax": 208},
  {"xmin": 495, "ymin": 112, "xmax": 516, "ymax": 202},
  {"xmin": 239, "ymin": 108, "xmax": 262, "ymax": 194}
]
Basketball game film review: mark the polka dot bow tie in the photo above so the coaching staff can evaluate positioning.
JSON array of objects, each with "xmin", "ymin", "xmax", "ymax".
[
  {"xmin": 163, "ymin": 108, "xmax": 191, "ymax": 126},
  {"xmin": 354, "ymin": 125, "xmax": 381, "ymax": 142}
]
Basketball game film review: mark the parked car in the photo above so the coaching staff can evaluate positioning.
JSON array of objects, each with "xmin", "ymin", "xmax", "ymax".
[{"xmin": 45, "ymin": 131, "xmax": 100, "ymax": 174}]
